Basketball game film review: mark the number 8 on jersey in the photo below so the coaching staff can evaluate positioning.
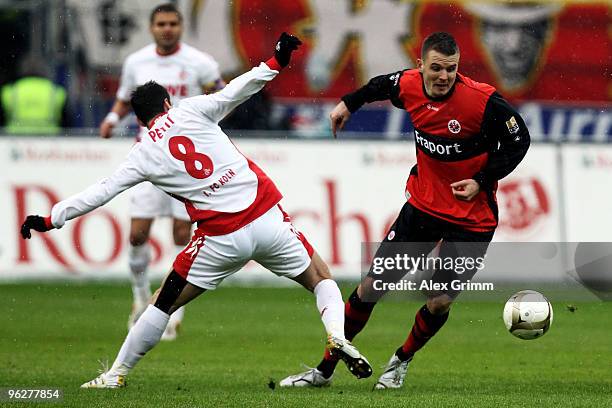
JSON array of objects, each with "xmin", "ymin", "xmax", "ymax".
[{"xmin": 169, "ymin": 136, "xmax": 214, "ymax": 179}]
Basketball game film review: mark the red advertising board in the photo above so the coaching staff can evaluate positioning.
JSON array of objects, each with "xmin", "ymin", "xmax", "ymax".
[{"xmin": 217, "ymin": 1, "xmax": 610, "ymax": 103}]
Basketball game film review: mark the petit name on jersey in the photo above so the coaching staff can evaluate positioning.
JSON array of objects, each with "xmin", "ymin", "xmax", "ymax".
[{"xmin": 148, "ymin": 116, "xmax": 176, "ymax": 142}]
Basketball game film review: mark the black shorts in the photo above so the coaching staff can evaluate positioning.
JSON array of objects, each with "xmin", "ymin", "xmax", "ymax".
[{"xmin": 365, "ymin": 202, "xmax": 494, "ymax": 299}]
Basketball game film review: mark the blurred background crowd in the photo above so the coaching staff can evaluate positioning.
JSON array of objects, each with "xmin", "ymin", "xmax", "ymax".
[{"xmin": 0, "ymin": 0, "xmax": 609, "ymax": 140}]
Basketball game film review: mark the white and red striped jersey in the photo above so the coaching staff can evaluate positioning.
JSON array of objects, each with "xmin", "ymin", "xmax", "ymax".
[{"xmin": 51, "ymin": 62, "xmax": 282, "ymax": 236}]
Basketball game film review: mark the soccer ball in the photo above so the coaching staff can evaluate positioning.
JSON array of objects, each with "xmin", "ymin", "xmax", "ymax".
[{"xmin": 502, "ymin": 290, "xmax": 553, "ymax": 340}]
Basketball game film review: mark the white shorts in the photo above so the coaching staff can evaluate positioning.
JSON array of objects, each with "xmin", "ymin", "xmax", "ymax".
[
  {"xmin": 173, "ymin": 205, "xmax": 314, "ymax": 290},
  {"xmin": 129, "ymin": 181, "xmax": 190, "ymax": 220}
]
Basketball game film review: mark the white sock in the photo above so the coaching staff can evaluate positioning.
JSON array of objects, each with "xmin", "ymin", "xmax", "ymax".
[
  {"xmin": 110, "ymin": 305, "xmax": 169, "ymax": 376},
  {"xmin": 129, "ymin": 244, "xmax": 151, "ymax": 305},
  {"xmin": 313, "ymin": 279, "xmax": 345, "ymax": 339},
  {"xmin": 167, "ymin": 244, "xmax": 187, "ymax": 328},
  {"xmin": 168, "ymin": 306, "xmax": 185, "ymax": 328}
]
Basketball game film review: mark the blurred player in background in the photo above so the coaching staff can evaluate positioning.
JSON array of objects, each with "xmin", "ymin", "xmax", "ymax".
[
  {"xmin": 99, "ymin": 3, "xmax": 225, "ymax": 340},
  {"xmin": 21, "ymin": 33, "xmax": 372, "ymax": 389},
  {"xmin": 281, "ymin": 32, "xmax": 530, "ymax": 389}
]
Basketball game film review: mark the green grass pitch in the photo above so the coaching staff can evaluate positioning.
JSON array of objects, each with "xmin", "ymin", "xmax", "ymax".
[{"xmin": 1, "ymin": 283, "xmax": 610, "ymax": 407}]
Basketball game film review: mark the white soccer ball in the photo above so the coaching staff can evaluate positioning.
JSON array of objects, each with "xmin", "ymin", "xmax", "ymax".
[{"xmin": 502, "ymin": 290, "xmax": 553, "ymax": 340}]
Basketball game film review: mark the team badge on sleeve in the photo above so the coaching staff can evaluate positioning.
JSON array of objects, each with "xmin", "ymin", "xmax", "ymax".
[
  {"xmin": 389, "ymin": 73, "xmax": 400, "ymax": 86},
  {"xmin": 506, "ymin": 116, "xmax": 520, "ymax": 135}
]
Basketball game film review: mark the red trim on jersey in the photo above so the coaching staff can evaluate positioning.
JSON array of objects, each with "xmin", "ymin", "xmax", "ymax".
[
  {"xmin": 265, "ymin": 57, "xmax": 282, "ymax": 71},
  {"xmin": 43, "ymin": 216, "xmax": 54, "ymax": 230},
  {"xmin": 173, "ymin": 235, "xmax": 205, "ymax": 279},
  {"xmin": 277, "ymin": 204, "xmax": 314, "ymax": 257},
  {"xmin": 147, "ymin": 112, "xmax": 168, "ymax": 129},
  {"xmin": 156, "ymin": 42, "xmax": 181, "ymax": 57},
  {"xmin": 179, "ymin": 159, "xmax": 283, "ymax": 236},
  {"xmin": 277, "ymin": 204, "xmax": 291, "ymax": 222}
]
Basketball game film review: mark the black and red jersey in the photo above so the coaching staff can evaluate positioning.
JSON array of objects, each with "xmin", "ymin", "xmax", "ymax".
[{"xmin": 342, "ymin": 69, "xmax": 530, "ymax": 231}]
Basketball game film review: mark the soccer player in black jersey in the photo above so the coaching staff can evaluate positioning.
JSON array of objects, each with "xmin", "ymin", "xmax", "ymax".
[{"xmin": 280, "ymin": 32, "xmax": 530, "ymax": 389}]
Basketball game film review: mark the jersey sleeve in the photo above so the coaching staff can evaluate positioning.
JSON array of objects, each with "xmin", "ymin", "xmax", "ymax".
[
  {"xmin": 341, "ymin": 71, "xmax": 404, "ymax": 113},
  {"xmin": 116, "ymin": 56, "xmax": 137, "ymax": 102},
  {"xmin": 473, "ymin": 92, "xmax": 531, "ymax": 189},
  {"xmin": 180, "ymin": 62, "xmax": 278, "ymax": 123},
  {"xmin": 50, "ymin": 144, "xmax": 148, "ymax": 228}
]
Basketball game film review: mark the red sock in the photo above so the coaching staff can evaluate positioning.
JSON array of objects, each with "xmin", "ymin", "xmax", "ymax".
[{"xmin": 397, "ymin": 305, "xmax": 449, "ymax": 361}]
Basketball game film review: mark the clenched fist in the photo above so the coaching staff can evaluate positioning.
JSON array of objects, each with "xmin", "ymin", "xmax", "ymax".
[
  {"xmin": 20, "ymin": 215, "xmax": 53, "ymax": 239},
  {"xmin": 274, "ymin": 32, "xmax": 302, "ymax": 67}
]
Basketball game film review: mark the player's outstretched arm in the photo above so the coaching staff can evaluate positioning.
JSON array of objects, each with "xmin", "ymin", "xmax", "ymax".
[
  {"xmin": 185, "ymin": 33, "xmax": 301, "ymax": 123},
  {"xmin": 20, "ymin": 146, "xmax": 148, "ymax": 239},
  {"xmin": 332, "ymin": 71, "xmax": 404, "ymax": 138}
]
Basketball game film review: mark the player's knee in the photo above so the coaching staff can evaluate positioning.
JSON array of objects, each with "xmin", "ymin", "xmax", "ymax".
[
  {"xmin": 129, "ymin": 232, "xmax": 148, "ymax": 247},
  {"xmin": 292, "ymin": 262, "xmax": 331, "ymax": 292},
  {"xmin": 309, "ymin": 259, "xmax": 333, "ymax": 288},
  {"xmin": 427, "ymin": 296, "xmax": 453, "ymax": 315},
  {"xmin": 314, "ymin": 260, "xmax": 332, "ymax": 281}
]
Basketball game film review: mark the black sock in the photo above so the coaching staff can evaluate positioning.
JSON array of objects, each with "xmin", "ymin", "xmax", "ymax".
[{"xmin": 316, "ymin": 359, "xmax": 337, "ymax": 378}]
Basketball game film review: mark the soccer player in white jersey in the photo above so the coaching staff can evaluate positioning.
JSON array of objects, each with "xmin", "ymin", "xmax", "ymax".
[
  {"xmin": 99, "ymin": 3, "xmax": 225, "ymax": 340},
  {"xmin": 21, "ymin": 33, "xmax": 372, "ymax": 389}
]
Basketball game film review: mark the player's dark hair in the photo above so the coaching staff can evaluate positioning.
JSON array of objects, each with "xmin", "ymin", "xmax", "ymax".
[
  {"xmin": 421, "ymin": 32, "xmax": 459, "ymax": 58},
  {"xmin": 130, "ymin": 81, "xmax": 170, "ymax": 126},
  {"xmin": 150, "ymin": 3, "xmax": 183, "ymax": 24}
]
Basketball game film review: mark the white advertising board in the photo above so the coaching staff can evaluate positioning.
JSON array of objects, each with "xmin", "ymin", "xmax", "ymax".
[
  {"xmin": 0, "ymin": 138, "xmax": 562, "ymax": 282},
  {"xmin": 562, "ymin": 144, "xmax": 612, "ymax": 242}
]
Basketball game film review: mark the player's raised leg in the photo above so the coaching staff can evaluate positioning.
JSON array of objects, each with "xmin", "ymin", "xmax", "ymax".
[
  {"xmin": 247, "ymin": 206, "xmax": 371, "ymax": 387},
  {"xmin": 281, "ymin": 202, "xmax": 444, "ymax": 387},
  {"xmin": 279, "ymin": 253, "xmax": 372, "ymax": 387},
  {"xmin": 161, "ymin": 218, "xmax": 192, "ymax": 341},
  {"xmin": 81, "ymin": 270, "xmax": 205, "ymax": 388},
  {"xmin": 250, "ymin": 205, "xmax": 372, "ymax": 386},
  {"xmin": 280, "ymin": 236, "xmax": 410, "ymax": 388},
  {"xmin": 127, "ymin": 218, "xmax": 154, "ymax": 330},
  {"xmin": 318, "ymin": 283, "xmax": 377, "ymax": 378},
  {"xmin": 280, "ymin": 281, "xmax": 376, "ymax": 387}
]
